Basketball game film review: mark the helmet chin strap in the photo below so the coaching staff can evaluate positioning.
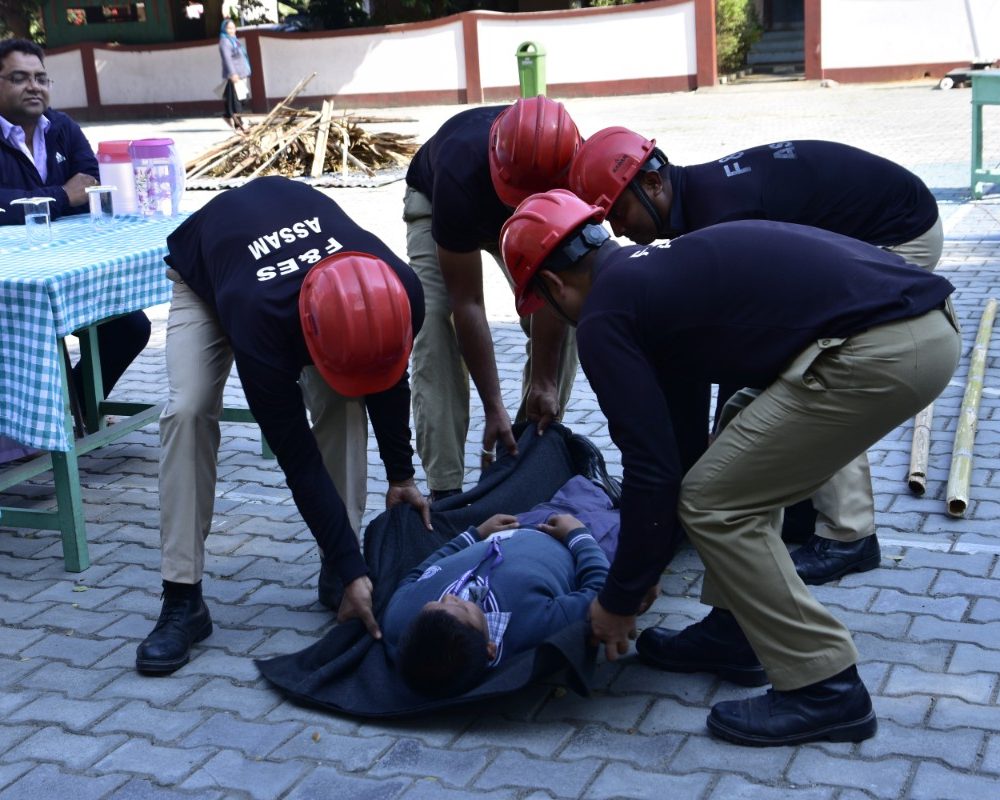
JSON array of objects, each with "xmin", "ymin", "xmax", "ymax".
[
  {"xmin": 532, "ymin": 276, "xmax": 578, "ymax": 328},
  {"xmin": 627, "ymin": 148, "xmax": 670, "ymax": 239}
]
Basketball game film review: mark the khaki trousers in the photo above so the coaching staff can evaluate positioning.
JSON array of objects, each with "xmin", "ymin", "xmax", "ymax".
[
  {"xmin": 786, "ymin": 212, "xmax": 945, "ymax": 542},
  {"xmin": 403, "ymin": 186, "xmax": 578, "ymax": 491},
  {"xmin": 680, "ymin": 308, "xmax": 960, "ymax": 690},
  {"xmin": 158, "ymin": 280, "xmax": 367, "ymax": 584}
]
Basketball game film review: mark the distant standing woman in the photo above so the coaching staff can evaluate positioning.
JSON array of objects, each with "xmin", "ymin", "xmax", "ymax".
[{"xmin": 219, "ymin": 19, "xmax": 251, "ymax": 133}]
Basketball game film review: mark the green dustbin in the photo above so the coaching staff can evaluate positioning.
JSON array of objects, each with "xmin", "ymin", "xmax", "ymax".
[{"xmin": 516, "ymin": 41, "xmax": 546, "ymax": 98}]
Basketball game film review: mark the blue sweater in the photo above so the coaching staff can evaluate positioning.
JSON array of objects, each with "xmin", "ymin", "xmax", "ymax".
[
  {"xmin": 0, "ymin": 108, "xmax": 98, "ymax": 224},
  {"xmin": 382, "ymin": 527, "xmax": 609, "ymax": 664}
]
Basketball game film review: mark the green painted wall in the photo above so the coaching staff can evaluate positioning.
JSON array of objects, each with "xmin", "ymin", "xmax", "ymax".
[{"xmin": 44, "ymin": 0, "xmax": 176, "ymax": 46}]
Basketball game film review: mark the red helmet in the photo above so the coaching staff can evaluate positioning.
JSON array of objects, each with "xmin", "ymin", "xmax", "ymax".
[
  {"xmin": 299, "ymin": 251, "xmax": 413, "ymax": 397},
  {"xmin": 500, "ymin": 189, "xmax": 605, "ymax": 316},
  {"xmin": 568, "ymin": 126, "xmax": 657, "ymax": 212},
  {"xmin": 489, "ymin": 96, "xmax": 582, "ymax": 208}
]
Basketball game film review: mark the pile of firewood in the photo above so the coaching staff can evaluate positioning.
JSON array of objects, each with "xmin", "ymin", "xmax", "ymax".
[{"xmin": 185, "ymin": 74, "xmax": 420, "ymax": 182}]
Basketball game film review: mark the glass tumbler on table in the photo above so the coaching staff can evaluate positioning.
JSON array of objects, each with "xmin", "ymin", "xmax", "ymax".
[{"xmin": 10, "ymin": 197, "xmax": 56, "ymax": 245}]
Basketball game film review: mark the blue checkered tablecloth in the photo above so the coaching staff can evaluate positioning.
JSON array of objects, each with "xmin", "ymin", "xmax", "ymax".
[{"xmin": 0, "ymin": 214, "xmax": 184, "ymax": 452}]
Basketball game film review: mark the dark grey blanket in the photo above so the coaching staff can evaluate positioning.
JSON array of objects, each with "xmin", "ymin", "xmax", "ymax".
[{"xmin": 256, "ymin": 424, "xmax": 616, "ymax": 718}]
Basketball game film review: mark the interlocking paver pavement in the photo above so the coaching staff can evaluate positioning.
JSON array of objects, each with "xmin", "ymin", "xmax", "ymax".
[{"xmin": 2, "ymin": 78, "xmax": 1000, "ymax": 798}]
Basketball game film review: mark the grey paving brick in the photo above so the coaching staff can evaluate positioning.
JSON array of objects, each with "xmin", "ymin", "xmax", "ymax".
[
  {"xmin": 455, "ymin": 718, "xmax": 574, "ymax": 757},
  {"xmin": 558, "ymin": 724, "xmax": 681, "ymax": 769},
  {"xmin": 181, "ymin": 749, "xmax": 307, "ymax": 800},
  {"xmin": 970, "ymin": 596, "xmax": 1000, "ymax": 622},
  {"xmin": 6, "ymin": 694, "xmax": 119, "ymax": 731},
  {"xmin": 928, "ymin": 696, "xmax": 1000, "ymax": 731},
  {"xmin": 0, "ymin": 763, "xmax": 31, "ymax": 794},
  {"xmin": 283, "ymin": 767, "xmax": 409, "ymax": 800},
  {"xmin": 172, "ymin": 648, "xmax": 262, "ymax": 681},
  {"xmin": 29, "ymin": 582, "xmax": 126, "ymax": 609},
  {"xmin": 21, "ymin": 632, "xmax": 126, "ymax": 666},
  {"xmin": 175, "ymin": 676, "xmax": 279, "ymax": 719},
  {"xmin": 399, "ymin": 781, "xmax": 517, "ymax": 800},
  {"xmin": 0, "ymin": 598, "xmax": 52, "ymax": 625},
  {"xmin": 0, "ymin": 689, "xmax": 34, "ymax": 719},
  {"xmin": 272, "ymin": 729, "xmax": 393, "ymax": 769},
  {"xmin": 536, "ymin": 690, "xmax": 650, "ymax": 730},
  {"xmin": 909, "ymin": 761, "xmax": 1000, "ymax": 799},
  {"xmin": 910, "ymin": 616, "xmax": 1000, "ymax": 649},
  {"xmin": 0, "ymin": 763, "xmax": 127, "ymax": 800},
  {"xmin": 859, "ymin": 718, "xmax": 983, "ymax": 768},
  {"xmin": 93, "ymin": 738, "xmax": 215, "ymax": 783},
  {"xmin": 840, "ymin": 560, "xmax": 938, "ymax": 594},
  {"xmin": 359, "ymin": 712, "xmax": 474, "ymax": 748},
  {"xmin": 94, "ymin": 670, "xmax": 206, "ymax": 704},
  {"xmin": 584, "ymin": 762, "xmax": 713, "ymax": 800},
  {"xmin": 0, "ymin": 726, "xmax": 34, "ymax": 758},
  {"xmin": 106, "ymin": 777, "xmax": 226, "ymax": 800},
  {"xmin": 870, "ymin": 587, "xmax": 970, "ymax": 620},
  {"xmin": 92, "ymin": 700, "xmax": 205, "ymax": 742},
  {"xmin": 639, "ymin": 698, "xmax": 712, "ymax": 735},
  {"xmin": 872, "ymin": 694, "xmax": 933, "ymax": 727},
  {"xmin": 708, "ymin": 776, "xmax": 836, "ymax": 800},
  {"xmin": 950, "ymin": 641, "xmax": 1000, "ymax": 674},
  {"xmin": 181, "ymin": 711, "xmax": 300, "ymax": 756},
  {"xmin": 370, "ymin": 738, "xmax": 490, "ymax": 785},
  {"xmin": 244, "ymin": 605, "xmax": 331, "ymax": 632},
  {"xmin": 787, "ymin": 750, "xmax": 912, "ymax": 797},
  {"xmin": 0, "ymin": 627, "xmax": 45, "ymax": 656},
  {"xmin": 476, "ymin": 749, "xmax": 599, "ymax": 796},
  {"xmin": 248, "ymin": 628, "xmax": 325, "ymax": 659},
  {"xmin": 197, "ymin": 625, "xmax": 269, "ymax": 656},
  {"xmin": 853, "ymin": 632, "xmax": 952, "ymax": 671},
  {"xmin": 670, "ymin": 734, "xmax": 793, "ymax": 780},
  {"xmin": 825, "ymin": 609, "xmax": 912, "ymax": 638},
  {"xmin": 1, "ymin": 726, "xmax": 125, "ymax": 770},
  {"xmin": 983, "ymin": 733, "xmax": 1000, "ymax": 775},
  {"xmin": 894, "ymin": 548, "xmax": 995, "ymax": 575},
  {"xmin": 884, "ymin": 664, "xmax": 996, "ymax": 703},
  {"xmin": 610, "ymin": 662, "xmax": 716, "ymax": 704},
  {"xmin": 23, "ymin": 602, "xmax": 128, "ymax": 634}
]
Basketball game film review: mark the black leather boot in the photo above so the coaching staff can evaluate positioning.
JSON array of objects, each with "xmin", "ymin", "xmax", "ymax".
[
  {"xmin": 136, "ymin": 581, "xmax": 212, "ymax": 675},
  {"xmin": 707, "ymin": 664, "xmax": 878, "ymax": 746},
  {"xmin": 792, "ymin": 534, "xmax": 881, "ymax": 585},
  {"xmin": 318, "ymin": 558, "xmax": 343, "ymax": 611},
  {"xmin": 635, "ymin": 607, "xmax": 768, "ymax": 686}
]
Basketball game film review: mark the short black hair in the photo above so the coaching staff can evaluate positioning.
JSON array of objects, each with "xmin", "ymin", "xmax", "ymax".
[
  {"xmin": 0, "ymin": 39, "xmax": 45, "ymax": 67},
  {"xmin": 397, "ymin": 608, "xmax": 491, "ymax": 697}
]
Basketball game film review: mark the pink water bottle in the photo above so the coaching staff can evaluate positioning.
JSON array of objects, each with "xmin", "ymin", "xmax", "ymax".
[{"xmin": 97, "ymin": 140, "xmax": 138, "ymax": 215}]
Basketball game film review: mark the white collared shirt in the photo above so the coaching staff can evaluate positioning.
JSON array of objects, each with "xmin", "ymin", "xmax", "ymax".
[{"xmin": 0, "ymin": 112, "xmax": 50, "ymax": 181}]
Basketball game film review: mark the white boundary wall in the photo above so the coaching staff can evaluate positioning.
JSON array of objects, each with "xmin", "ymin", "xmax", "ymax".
[
  {"xmin": 476, "ymin": 4, "xmax": 696, "ymax": 88},
  {"xmin": 821, "ymin": 0, "xmax": 1000, "ymax": 69}
]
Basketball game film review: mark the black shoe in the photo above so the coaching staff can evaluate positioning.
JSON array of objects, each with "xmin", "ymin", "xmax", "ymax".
[
  {"xmin": 318, "ymin": 558, "xmax": 343, "ymax": 610},
  {"xmin": 635, "ymin": 608, "xmax": 768, "ymax": 687},
  {"xmin": 792, "ymin": 534, "xmax": 881, "ymax": 585},
  {"xmin": 136, "ymin": 582, "xmax": 212, "ymax": 675},
  {"xmin": 707, "ymin": 665, "xmax": 878, "ymax": 746},
  {"xmin": 429, "ymin": 488, "xmax": 461, "ymax": 504}
]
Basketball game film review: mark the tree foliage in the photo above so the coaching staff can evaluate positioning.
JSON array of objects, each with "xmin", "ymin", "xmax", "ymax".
[
  {"xmin": 0, "ymin": 0, "xmax": 43, "ymax": 41},
  {"xmin": 716, "ymin": 0, "xmax": 761, "ymax": 74}
]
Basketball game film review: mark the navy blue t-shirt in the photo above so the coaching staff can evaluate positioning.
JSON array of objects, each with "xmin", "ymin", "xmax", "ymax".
[
  {"xmin": 405, "ymin": 105, "xmax": 512, "ymax": 252},
  {"xmin": 165, "ymin": 176, "xmax": 425, "ymax": 586},
  {"xmin": 669, "ymin": 140, "xmax": 939, "ymax": 246},
  {"xmin": 577, "ymin": 220, "xmax": 954, "ymax": 614}
]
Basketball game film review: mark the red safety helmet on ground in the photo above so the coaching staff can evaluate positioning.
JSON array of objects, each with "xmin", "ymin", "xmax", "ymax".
[
  {"xmin": 568, "ymin": 126, "xmax": 657, "ymax": 212},
  {"xmin": 500, "ymin": 189, "xmax": 605, "ymax": 316},
  {"xmin": 489, "ymin": 96, "xmax": 582, "ymax": 208},
  {"xmin": 299, "ymin": 251, "xmax": 413, "ymax": 397}
]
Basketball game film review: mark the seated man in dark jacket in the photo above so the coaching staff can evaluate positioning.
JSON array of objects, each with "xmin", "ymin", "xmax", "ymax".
[
  {"xmin": 0, "ymin": 37, "xmax": 149, "ymax": 402},
  {"xmin": 383, "ymin": 513, "xmax": 609, "ymax": 697}
]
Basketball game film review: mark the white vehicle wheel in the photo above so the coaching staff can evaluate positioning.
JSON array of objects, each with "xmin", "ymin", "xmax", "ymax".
[{"xmin": 939, "ymin": 76, "xmax": 955, "ymax": 90}]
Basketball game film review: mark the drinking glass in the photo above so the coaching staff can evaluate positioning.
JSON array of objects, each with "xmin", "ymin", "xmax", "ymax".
[
  {"xmin": 10, "ymin": 197, "xmax": 55, "ymax": 245},
  {"xmin": 86, "ymin": 185, "xmax": 116, "ymax": 228}
]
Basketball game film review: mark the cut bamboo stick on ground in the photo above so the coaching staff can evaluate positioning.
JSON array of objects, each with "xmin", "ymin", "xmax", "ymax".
[
  {"xmin": 907, "ymin": 403, "xmax": 934, "ymax": 495},
  {"xmin": 946, "ymin": 297, "xmax": 998, "ymax": 517}
]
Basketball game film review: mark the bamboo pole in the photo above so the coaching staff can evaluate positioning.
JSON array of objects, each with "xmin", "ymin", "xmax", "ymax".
[
  {"xmin": 946, "ymin": 297, "xmax": 998, "ymax": 516},
  {"xmin": 907, "ymin": 403, "xmax": 934, "ymax": 495},
  {"xmin": 310, "ymin": 100, "xmax": 334, "ymax": 178}
]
